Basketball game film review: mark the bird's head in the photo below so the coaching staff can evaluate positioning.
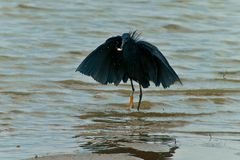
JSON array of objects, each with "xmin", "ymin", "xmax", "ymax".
[
  {"xmin": 117, "ymin": 33, "xmax": 130, "ymax": 51},
  {"xmin": 117, "ymin": 31, "xmax": 140, "ymax": 51}
]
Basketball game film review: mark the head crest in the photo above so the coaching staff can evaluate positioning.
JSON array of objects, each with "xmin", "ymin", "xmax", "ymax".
[{"xmin": 129, "ymin": 30, "xmax": 141, "ymax": 41}]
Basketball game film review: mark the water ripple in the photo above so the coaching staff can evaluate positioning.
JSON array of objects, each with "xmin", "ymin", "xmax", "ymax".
[{"xmin": 1, "ymin": 1, "xmax": 240, "ymax": 160}]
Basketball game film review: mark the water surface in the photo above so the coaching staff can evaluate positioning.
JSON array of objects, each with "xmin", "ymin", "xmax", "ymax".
[{"xmin": 0, "ymin": 1, "xmax": 240, "ymax": 160}]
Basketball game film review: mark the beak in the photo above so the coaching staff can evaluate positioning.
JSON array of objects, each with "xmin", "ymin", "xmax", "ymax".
[{"xmin": 117, "ymin": 39, "xmax": 125, "ymax": 51}]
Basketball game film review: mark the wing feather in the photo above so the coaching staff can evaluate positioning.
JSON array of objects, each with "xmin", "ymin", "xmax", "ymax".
[
  {"xmin": 76, "ymin": 36, "xmax": 124, "ymax": 85},
  {"xmin": 137, "ymin": 41, "xmax": 182, "ymax": 88}
]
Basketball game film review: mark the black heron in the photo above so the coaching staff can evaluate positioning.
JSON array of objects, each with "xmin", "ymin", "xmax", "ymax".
[{"xmin": 76, "ymin": 31, "xmax": 182, "ymax": 111}]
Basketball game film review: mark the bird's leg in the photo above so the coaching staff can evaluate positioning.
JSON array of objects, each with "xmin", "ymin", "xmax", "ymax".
[
  {"xmin": 129, "ymin": 79, "xmax": 135, "ymax": 110},
  {"xmin": 137, "ymin": 84, "xmax": 142, "ymax": 111}
]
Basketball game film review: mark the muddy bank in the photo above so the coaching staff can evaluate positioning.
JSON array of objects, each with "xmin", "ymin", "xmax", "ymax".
[{"xmin": 24, "ymin": 153, "xmax": 141, "ymax": 160}]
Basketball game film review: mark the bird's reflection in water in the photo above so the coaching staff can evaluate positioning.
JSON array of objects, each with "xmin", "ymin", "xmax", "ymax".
[
  {"xmin": 76, "ymin": 134, "xmax": 178, "ymax": 160},
  {"xmin": 73, "ymin": 109, "xmax": 188, "ymax": 160}
]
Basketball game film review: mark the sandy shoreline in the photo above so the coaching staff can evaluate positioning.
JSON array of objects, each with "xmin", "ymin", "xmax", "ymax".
[{"xmin": 24, "ymin": 153, "xmax": 141, "ymax": 160}]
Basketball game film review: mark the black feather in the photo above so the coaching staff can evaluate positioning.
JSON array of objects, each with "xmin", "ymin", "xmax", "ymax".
[
  {"xmin": 76, "ymin": 36, "xmax": 124, "ymax": 85},
  {"xmin": 137, "ymin": 40, "xmax": 182, "ymax": 88},
  {"xmin": 76, "ymin": 31, "xmax": 182, "ymax": 110}
]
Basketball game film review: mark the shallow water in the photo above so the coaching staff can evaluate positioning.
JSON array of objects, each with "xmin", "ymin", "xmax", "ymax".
[{"xmin": 0, "ymin": 0, "xmax": 240, "ymax": 160}]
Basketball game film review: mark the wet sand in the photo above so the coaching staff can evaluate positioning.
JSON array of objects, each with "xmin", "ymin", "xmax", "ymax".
[
  {"xmin": 24, "ymin": 151, "xmax": 240, "ymax": 160},
  {"xmin": 24, "ymin": 153, "xmax": 141, "ymax": 160}
]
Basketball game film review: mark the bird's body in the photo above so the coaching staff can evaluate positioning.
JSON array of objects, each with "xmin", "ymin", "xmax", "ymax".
[{"xmin": 76, "ymin": 31, "xmax": 181, "ymax": 110}]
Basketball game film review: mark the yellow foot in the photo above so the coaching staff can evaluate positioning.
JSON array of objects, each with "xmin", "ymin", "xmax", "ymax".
[{"xmin": 128, "ymin": 95, "xmax": 134, "ymax": 110}]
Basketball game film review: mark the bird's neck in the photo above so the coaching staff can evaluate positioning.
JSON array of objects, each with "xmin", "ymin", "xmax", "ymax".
[{"xmin": 123, "ymin": 40, "xmax": 137, "ymax": 57}]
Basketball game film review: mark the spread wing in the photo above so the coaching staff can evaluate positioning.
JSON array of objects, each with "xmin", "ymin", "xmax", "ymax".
[
  {"xmin": 137, "ymin": 41, "xmax": 182, "ymax": 88},
  {"xmin": 76, "ymin": 36, "xmax": 124, "ymax": 85}
]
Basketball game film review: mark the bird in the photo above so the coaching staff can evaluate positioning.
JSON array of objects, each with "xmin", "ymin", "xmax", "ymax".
[{"xmin": 76, "ymin": 31, "xmax": 182, "ymax": 111}]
